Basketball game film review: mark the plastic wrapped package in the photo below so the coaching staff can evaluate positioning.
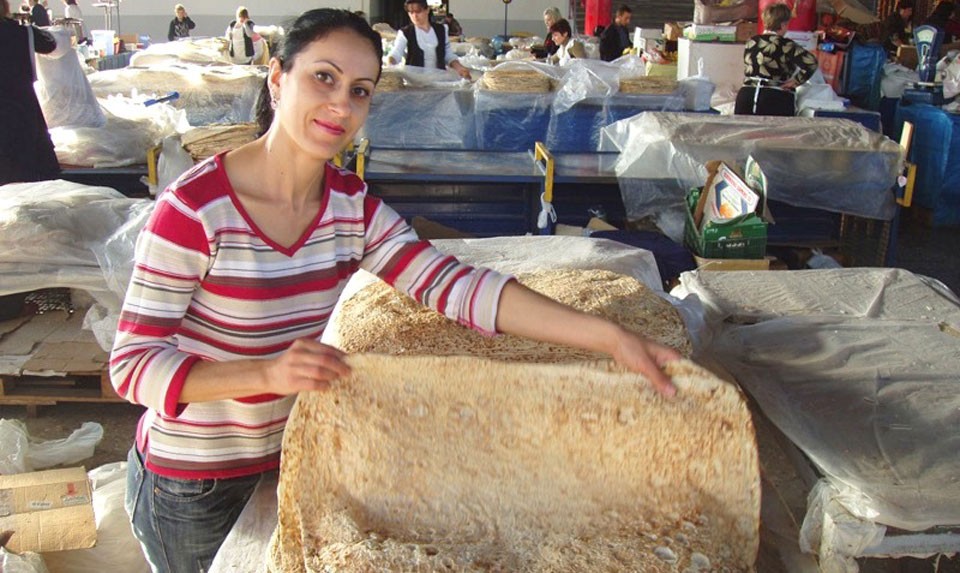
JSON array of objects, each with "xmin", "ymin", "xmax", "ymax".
[
  {"xmin": 128, "ymin": 37, "xmax": 233, "ymax": 67},
  {"xmin": 672, "ymin": 268, "xmax": 960, "ymax": 534},
  {"xmin": 0, "ymin": 419, "xmax": 103, "ymax": 474},
  {"xmin": 474, "ymin": 90, "xmax": 554, "ymax": 151},
  {"xmin": 546, "ymin": 94, "xmax": 684, "ymax": 153},
  {"xmin": 0, "ymin": 180, "xmax": 153, "ymax": 349},
  {"xmin": 50, "ymin": 94, "xmax": 189, "ymax": 168},
  {"xmin": 677, "ymin": 58, "xmax": 716, "ymax": 111},
  {"xmin": 600, "ymin": 112, "xmax": 903, "ymax": 232},
  {"xmin": 87, "ymin": 63, "xmax": 265, "ymax": 125},
  {"xmin": 34, "ymin": 27, "xmax": 105, "ymax": 129},
  {"xmin": 553, "ymin": 58, "xmax": 620, "ymax": 113},
  {"xmin": 0, "ymin": 549, "xmax": 48, "ymax": 573},
  {"xmin": 363, "ymin": 88, "xmax": 476, "ymax": 148}
]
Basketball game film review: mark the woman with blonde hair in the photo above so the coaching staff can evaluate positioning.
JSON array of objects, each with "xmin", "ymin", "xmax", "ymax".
[
  {"xmin": 168, "ymin": 3, "xmax": 195, "ymax": 41},
  {"xmin": 734, "ymin": 2, "xmax": 818, "ymax": 116},
  {"xmin": 543, "ymin": 6, "xmax": 562, "ymax": 55}
]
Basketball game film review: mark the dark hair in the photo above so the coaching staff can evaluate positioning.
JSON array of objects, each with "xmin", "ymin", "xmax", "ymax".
[
  {"xmin": 255, "ymin": 9, "xmax": 384, "ymax": 136},
  {"xmin": 65, "ymin": 0, "xmax": 78, "ymax": 5},
  {"xmin": 896, "ymin": 0, "xmax": 914, "ymax": 9},
  {"xmin": 616, "ymin": 4, "xmax": 631, "ymax": 15},
  {"xmin": 404, "ymin": 0, "xmax": 428, "ymax": 7},
  {"xmin": 930, "ymin": 0, "xmax": 955, "ymax": 18},
  {"xmin": 549, "ymin": 18, "xmax": 573, "ymax": 38}
]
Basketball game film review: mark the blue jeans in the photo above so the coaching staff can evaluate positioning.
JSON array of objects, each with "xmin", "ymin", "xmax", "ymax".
[{"xmin": 125, "ymin": 447, "xmax": 261, "ymax": 573}]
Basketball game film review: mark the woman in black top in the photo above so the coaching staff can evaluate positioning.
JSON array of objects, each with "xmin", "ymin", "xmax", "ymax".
[
  {"xmin": 735, "ymin": 2, "xmax": 818, "ymax": 116},
  {"xmin": 168, "ymin": 3, "xmax": 196, "ymax": 41},
  {"xmin": 1, "ymin": 0, "xmax": 59, "ymax": 184}
]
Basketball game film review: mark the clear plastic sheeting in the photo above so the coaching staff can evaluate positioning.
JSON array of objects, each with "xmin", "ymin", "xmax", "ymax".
[
  {"xmin": 50, "ymin": 94, "xmax": 189, "ymax": 168},
  {"xmin": 672, "ymin": 268, "xmax": 960, "ymax": 535},
  {"xmin": 87, "ymin": 63, "xmax": 265, "ymax": 125},
  {"xmin": 601, "ymin": 112, "xmax": 904, "ymax": 228},
  {"xmin": 35, "ymin": 27, "xmax": 105, "ymax": 129},
  {"xmin": 128, "ymin": 37, "xmax": 233, "ymax": 67},
  {"xmin": 547, "ymin": 94, "xmax": 683, "ymax": 153},
  {"xmin": 0, "ymin": 419, "xmax": 103, "ymax": 474},
  {"xmin": 799, "ymin": 479, "xmax": 888, "ymax": 573},
  {"xmin": 475, "ymin": 90, "xmax": 555, "ymax": 151},
  {"xmin": 363, "ymin": 88, "xmax": 476, "ymax": 149},
  {"xmin": 0, "ymin": 180, "xmax": 153, "ymax": 349}
]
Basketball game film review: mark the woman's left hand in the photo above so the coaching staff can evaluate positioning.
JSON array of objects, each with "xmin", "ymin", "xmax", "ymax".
[
  {"xmin": 456, "ymin": 66, "xmax": 472, "ymax": 80},
  {"xmin": 609, "ymin": 328, "xmax": 681, "ymax": 397}
]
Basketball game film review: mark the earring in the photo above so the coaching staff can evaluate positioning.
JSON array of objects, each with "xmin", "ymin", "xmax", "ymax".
[{"xmin": 270, "ymin": 91, "xmax": 279, "ymax": 110}]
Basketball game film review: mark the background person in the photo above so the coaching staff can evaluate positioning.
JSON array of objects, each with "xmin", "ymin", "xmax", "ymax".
[
  {"xmin": 881, "ymin": 0, "xmax": 914, "ymax": 57},
  {"xmin": 549, "ymin": 18, "xmax": 585, "ymax": 65},
  {"xmin": 62, "ymin": 0, "xmax": 86, "ymax": 42},
  {"xmin": 1, "ymin": 0, "xmax": 59, "ymax": 185},
  {"xmin": 168, "ymin": 3, "xmax": 195, "ymax": 41},
  {"xmin": 444, "ymin": 11, "xmax": 462, "ymax": 37},
  {"xmin": 386, "ymin": 0, "xmax": 471, "ymax": 80},
  {"xmin": 28, "ymin": 0, "xmax": 48, "ymax": 26},
  {"xmin": 735, "ymin": 2, "xmax": 818, "ymax": 116},
  {"xmin": 226, "ymin": 6, "xmax": 261, "ymax": 64},
  {"xmin": 543, "ymin": 6, "xmax": 562, "ymax": 56},
  {"xmin": 112, "ymin": 9, "xmax": 678, "ymax": 572},
  {"xmin": 924, "ymin": 0, "xmax": 957, "ymax": 43},
  {"xmin": 599, "ymin": 4, "xmax": 632, "ymax": 61}
]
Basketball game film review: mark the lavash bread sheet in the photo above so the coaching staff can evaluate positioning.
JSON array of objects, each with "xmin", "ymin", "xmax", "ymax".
[{"xmin": 268, "ymin": 268, "xmax": 760, "ymax": 571}]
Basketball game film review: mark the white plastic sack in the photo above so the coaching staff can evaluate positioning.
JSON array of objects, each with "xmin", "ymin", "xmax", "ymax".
[
  {"xmin": 678, "ymin": 57, "xmax": 715, "ymax": 111},
  {"xmin": 797, "ymin": 69, "xmax": 847, "ymax": 111},
  {"xmin": 147, "ymin": 135, "xmax": 195, "ymax": 197},
  {"xmin": 42, "ymin": 463, "xmax": 151, "ymax": 573},
  {"xmin": 941, "ymin": 51, "xmax": 960, "ymax": 100},
  {"xmin": 799, "ymin": 479, "xmax": 886, "ymax": 573},
  {"xmin": 0, "ymin": 419, "xmax": 104, "ymax": 474},
  {"xmin": 35, "ymin": 27, "xmax": 105, "ymax": 129},
  {"xmin": 0, "ymin": 548, "xmax": 49, "ymax": 573}
]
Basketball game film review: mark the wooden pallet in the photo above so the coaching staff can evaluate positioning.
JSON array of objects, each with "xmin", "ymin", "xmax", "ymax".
[{"xmin": 0, "ymin": 369, "xmax": 123, "ymax": 416}]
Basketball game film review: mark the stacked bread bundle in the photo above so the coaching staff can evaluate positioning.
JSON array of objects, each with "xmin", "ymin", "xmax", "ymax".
[
  {"xmin": 480, "ymin": 67, "xmax": 552, "ymax": 93},
  {"xmin": 180, "ymin": 123, "xmax": 259, "ymax": 161},
  {"xmin": 376, "ymin": 69, "xmax": 404, "ymax": 91},
  {"xmin": 620, "ymin": 75, "xmax": 679, "ymax": 94},
  {"xmin": 267, "ymin": 269, "xmax": 760, "ymax": 572}
]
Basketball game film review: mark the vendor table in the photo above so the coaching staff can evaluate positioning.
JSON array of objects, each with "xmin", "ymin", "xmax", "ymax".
[{"xmin": 361, "ymin": 148, "xmax": 624, "ymax": 236}]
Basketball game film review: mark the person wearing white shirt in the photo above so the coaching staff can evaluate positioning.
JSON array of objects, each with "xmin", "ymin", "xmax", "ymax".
[{"xmin": 386, "ymin": 0, "xmax": 470, "ymax": 80}]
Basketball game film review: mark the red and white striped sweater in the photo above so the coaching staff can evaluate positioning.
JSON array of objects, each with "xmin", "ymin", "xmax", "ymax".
[{"xmin": 110, "ymin": 154, "xmax": 511, "ymax": 479}]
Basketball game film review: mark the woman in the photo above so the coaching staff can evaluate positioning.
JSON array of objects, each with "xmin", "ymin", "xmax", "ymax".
[
  {"xmin": 543, "ymin": 6, "xmax": 562, "ymax": 56},
  {"xmin": 735, "ymin": 2, "xmax": 818, "ymax": 116},
  {"xmin": 112, "ymin": 8, "xmax": 678, "ymax": 571},
  {"xmin": 0, "ymin": 0, "xmax": 59, "ymax": 185},
  {"xmin": 386, "ymin": 0, "xmax": 471, "ymax": 80},
  {"xmin": 549, "ymin": 18, "xmax": 585, "ymax": 65},
  {"xmin": 225, "ymin": 6, "xmax": 261, "ymax": 64},
  {"xmin": 924, "ymin": 0, "xmax": 957, "ymax": 43},
  {"xmin": 167, "ymin": 3, "xmax": 195, "ymax": 41}
]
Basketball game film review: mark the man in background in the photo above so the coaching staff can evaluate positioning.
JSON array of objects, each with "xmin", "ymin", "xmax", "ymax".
[
  {"xmin": 444, "ymin": 12, "xmax": 462, "ymax": 37},
  {"xmin": 600, "ymin": 5, "xmax": 632, "ymax": 61}
]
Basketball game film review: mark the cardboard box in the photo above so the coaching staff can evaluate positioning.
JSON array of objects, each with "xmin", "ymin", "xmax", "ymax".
[
  {"xmin": 694, "ymin": 255, "xmax": 771, "ymax": 271},
  {"xmin": 736, "ymin": 21, "xmax": 757, "ymax": 42},
  {"xmin": 0, "ymin": 467, "xmax": 96, "ymax": 553},
  {"xmin": 684, "ymin": 24, "xmax": 738, "ymax": 42},
  {"xmin": 663, "ymin": 22, "xmax": 684, "ymax": 41}
]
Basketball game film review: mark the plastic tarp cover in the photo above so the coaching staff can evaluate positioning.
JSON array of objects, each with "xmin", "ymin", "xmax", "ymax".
[
  {"xmin": 672, "ymin": 268, "xmax": 960, "ymax": 533},
  {"xmin": 0, "ymin": 180, "xmax": 153, "ymax": 349},
  {"xmin": 474, "ymin": 62, "xmax": 559, "ymax": 152},
  {"xmin": 50, "ymin": 94, "xmax": 190, "ymax": 168},
  {"xmin": 600, "ymin": 112, "xmax": 903, "ymax": 234},
  {"xmin": 35, "ymin": 27, "xmax": 105, "ymax": 129},
  {"xmin": 128, "ymin": 37, "xmax": 233, "ymax": 67},
  {"xmin": 87, "ymin": 63, "xmax": 265, "ymax": 126},
  {"xmin": 363, "ymin": 88, "xmax": 476, "ymax": 149}
]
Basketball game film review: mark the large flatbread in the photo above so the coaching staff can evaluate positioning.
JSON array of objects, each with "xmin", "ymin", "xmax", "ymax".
[
  {"xmin": 332, "ymin": 269, "xmax": 693, "ymax": 360},
  {"xmin": 268, "ymin": 355, "xmax": 759, "ymax": 572}
]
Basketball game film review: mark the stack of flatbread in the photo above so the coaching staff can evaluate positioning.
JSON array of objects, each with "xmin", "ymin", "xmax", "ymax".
[
  {"xmin": 267, "ymin": 269, "xmax": 759, "ymax": 572},
  {"xmin": 180, "ymin": 123, "xmax": 260, "ymax": 161},
  {"xmin": 620, "ymin": 75, "xmax": 678, "ymax": 95},
  {"xmin": 480, "ymin": 67, "xmax": 552, "ymax": 93},
  {"xmin": 376, "ymin": 69, "xmax": 404, "ymax": 91}
]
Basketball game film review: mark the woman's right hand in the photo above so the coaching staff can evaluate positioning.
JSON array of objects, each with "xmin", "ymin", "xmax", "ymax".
[{"xmin": 265, "ymin": 338, "xmax": 351, "ymax": 394}]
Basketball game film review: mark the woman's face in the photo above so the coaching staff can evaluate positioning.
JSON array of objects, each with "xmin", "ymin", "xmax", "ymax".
[
  {"xmin": 544, "ymin": 14, "xmax": 556, "ymax": 29},
  {"xmin": 270, "ymin": 29, "xmax": 379, "ymax": 160},
  {"xmin": 176, "ymin": 7, "xmax": 186, "ymax": 19},
  {"xmin": 552, "ymin": 30, "xmax": 567, "ymax": 45},
  {"xmin": 406, "ymin": 3, "xmax": 430, "ymax": 28}
]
